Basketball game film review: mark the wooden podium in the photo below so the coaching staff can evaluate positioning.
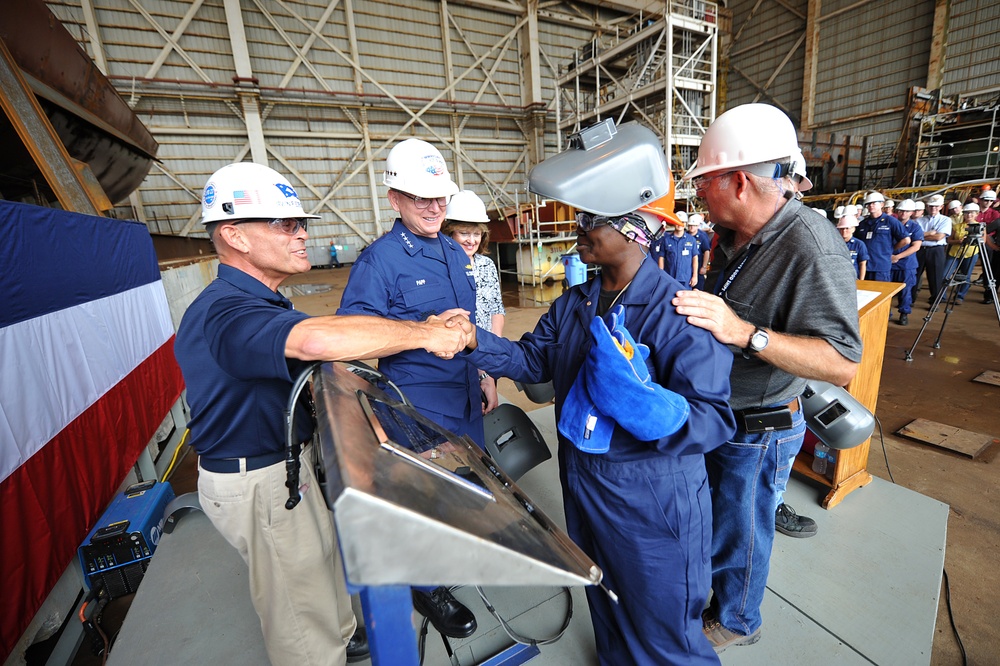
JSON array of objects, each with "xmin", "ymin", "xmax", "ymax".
[{"xmin": 793, "ymin": 280, "xmax": 904, "ymax": 509}]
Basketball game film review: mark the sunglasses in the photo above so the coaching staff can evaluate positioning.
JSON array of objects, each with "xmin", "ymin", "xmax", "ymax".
[
  {"xmin": 575, "ymin": 212, "xmax": 615, "ymax": 231},
  {"xmin": 233, "ymin": 218, "xmax": 309, "ymax": 235},
  {"xmin": 395, "ymin": 190, "xmax": 451, "ymax": 210}
]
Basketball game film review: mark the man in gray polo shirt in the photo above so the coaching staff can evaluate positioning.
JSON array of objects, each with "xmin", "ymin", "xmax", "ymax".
[{"xmin": 674, "ymin": 104, "xmax": 863, "ymax": 652}]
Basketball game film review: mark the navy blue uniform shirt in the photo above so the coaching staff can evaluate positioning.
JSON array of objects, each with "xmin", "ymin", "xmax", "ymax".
[
  {"xmin": 857, "ymin": 213, "xmax": 909, "ymax": 273},
  {"xmin": 892, "ymin": 218, "xmax": 924, "ymax": 271},
  {"xmin": 174, "ymin": 264, "xmax": 313, "ymax": 459}
]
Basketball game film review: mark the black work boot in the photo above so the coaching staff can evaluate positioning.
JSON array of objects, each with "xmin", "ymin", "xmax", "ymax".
[
  {"xmin": 412, "ymin": 587, "xmax": 478, "ymax": 638},
  {"xmin": 346, "ymin": 626, "xmax": 369, "ymax": 663},
  {"xmin": 775, "ymin": 503, "xmax": 817, "ymax": 538}
]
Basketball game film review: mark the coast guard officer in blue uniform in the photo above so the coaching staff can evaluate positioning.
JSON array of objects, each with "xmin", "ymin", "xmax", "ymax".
[
  {"xmin": 657, "ymin": 219, "xmax": 699, "ymax": 287},
  {"xmin": 889, "ymin": 199, "xmax": 923, "ymax": 325},
  {"xmin": 856, "ymin": 191, "xmax": 910, "ymax": 281},
  {"xmin": 452, "ymin": 121, "xmax": 735, "ymax": 665},
  {"xmin": 337, "ymin": 137, "xmax": 480, "ymax": 640}
]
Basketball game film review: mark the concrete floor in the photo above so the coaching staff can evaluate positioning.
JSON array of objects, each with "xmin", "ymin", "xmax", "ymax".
[{"xmin": 113, "ymin": 262, "xmax": 992, "ymax": 666}]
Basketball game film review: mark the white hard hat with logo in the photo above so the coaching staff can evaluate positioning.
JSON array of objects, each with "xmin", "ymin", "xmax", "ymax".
[
  {"xmin": 384, "ymin": 138, "xmax": 460, "ymax": 198},
  {"xmin": 862, "ymin": 191, "xmax": 885, "ymax": 204},
  {"xmin": 446, "ymin": 190, "xmax": 490, "ymax": 223},
  {"xmin": 201, "ymin": 162, "xmax": 319, "ymax": 225},
  {"xmin": 676, "ymin": 210, "xmax": 689, "ymax": 224},
  {"xmin": 684, "ymin": 104, "xmax": 799, "ymax": 181},
  {"xmin": 927, "ymin": 194, "xmax": 945, "ymax": 206}
]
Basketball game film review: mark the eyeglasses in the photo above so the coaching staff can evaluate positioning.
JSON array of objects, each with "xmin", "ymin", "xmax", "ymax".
[
  {"xmin": 575, "ymin": 212, "xmax": 614, "ymax": 232},
  {"xmin": 692, "ymin": 171, "xmax": 731, "ymax": 194},
  {"xmin": 394, "ymin": 190, "xmax": 451, "ymax": 210},
  {"xmin": 233, "ymin": 218, "xmax": 309, "ymax": 235},
  {"xmin": 453, "ymin": 230, "xmax": 483, "ymax": 241}
]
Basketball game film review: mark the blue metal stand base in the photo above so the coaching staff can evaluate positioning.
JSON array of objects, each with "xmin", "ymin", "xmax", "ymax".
[{"xmin": 359, "ymin": 585, "xmax": 419, "ymax": 666}]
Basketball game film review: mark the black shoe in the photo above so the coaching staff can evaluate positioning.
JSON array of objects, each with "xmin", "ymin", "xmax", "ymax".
[
  {"xmin": 775, "ymin": 503, "xmax": 817, "ymax": 538},
  {"xmin": 412, "ymin": 587, "xmax": 477, "ymax": 638},
  {"xmin": 898, "ymin": 313, "xmax": 909, "ymax": 325},
  {"xmin": 346, "ymin": 626, "xmax": 369, "ymax": 663},
  {"xmin": 984, "ymin": 299, "xmax": 995, "ymax": 305}
]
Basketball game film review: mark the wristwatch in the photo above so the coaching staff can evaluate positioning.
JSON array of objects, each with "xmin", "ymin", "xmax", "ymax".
[{"xmin": 742, "ymin": 327, "xmax": 769, "ymax": 359}]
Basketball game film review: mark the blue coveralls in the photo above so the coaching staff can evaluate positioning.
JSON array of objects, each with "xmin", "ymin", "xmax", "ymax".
[
  {"xmin": 658, "ymin": 233, "xmax": 699, "ymax": 285},
  {"xmin": 845, "ymin": 237, "xmax": 869, "ymax": 279},
  {"xmin": 890, "ymin": 219, "xmax": 924, "ymax": 314},
  {"xmin": 856, "ymin": 214, "xmax": 909, "ymax": 281},
  {"xmin": 337, "ymin": 219, "xmax": 483, "ymax": 446},
  {"xmin": 466, "ymin": 257, "xmax": 736, "ymax": 666}
]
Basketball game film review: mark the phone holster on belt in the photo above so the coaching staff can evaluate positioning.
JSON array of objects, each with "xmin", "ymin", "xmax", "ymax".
[{"xmin": 739, "ymin": 406, "xmax": 793, "ymax": 433}]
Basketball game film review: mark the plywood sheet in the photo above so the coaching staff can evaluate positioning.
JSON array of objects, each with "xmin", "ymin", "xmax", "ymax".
[
  {"xmin": 972, "ymin": 370, "xmax": 1000, "ymax": 387},
  {"xmin": 897, "ymin": 418, "xmax": 999, "ymax": 458}
]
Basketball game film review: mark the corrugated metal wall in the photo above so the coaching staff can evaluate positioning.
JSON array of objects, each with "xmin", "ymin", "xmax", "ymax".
[
  {"xmin": 44, "ymin": 0, "xmax": 612, "ymax": 251},
  {"xmin": 725, "ymin": 0, "xmax": 999, "ymax": 188}
]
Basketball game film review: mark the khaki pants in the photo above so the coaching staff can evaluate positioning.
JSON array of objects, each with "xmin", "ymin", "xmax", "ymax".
[{"xmin": 199, "ymin": 448, "xmax": 355, "ymax": 666}]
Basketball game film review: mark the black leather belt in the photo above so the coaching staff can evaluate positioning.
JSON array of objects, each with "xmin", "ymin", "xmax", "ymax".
[{"xmin": 199, "ymin": 450, "xmax": 285, "ymax": 474}]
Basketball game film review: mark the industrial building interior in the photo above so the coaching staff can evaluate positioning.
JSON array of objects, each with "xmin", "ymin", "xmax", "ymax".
[{"xmin": 1, "ymin": 0, "xmax": 998, "ymax": 664}]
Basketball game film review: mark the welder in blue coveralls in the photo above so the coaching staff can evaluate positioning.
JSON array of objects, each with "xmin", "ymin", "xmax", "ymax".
[
  {"xmin": 448, "ymin": 121, "xmax": 736, "ymax": 665},
  {"xmin": 337, "ymin": 137, "xmax": 481, "ymax": 640}
]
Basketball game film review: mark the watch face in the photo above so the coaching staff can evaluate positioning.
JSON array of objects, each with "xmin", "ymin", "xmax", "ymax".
[{"xmin": 751, "ymin": 330, "xmax": 768, "ymax": 351}]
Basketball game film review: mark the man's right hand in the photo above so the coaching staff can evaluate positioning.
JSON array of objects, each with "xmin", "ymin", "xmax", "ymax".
[{"xmin": 421, "ymin": 315, "xmax": 471, "ymax": 358}]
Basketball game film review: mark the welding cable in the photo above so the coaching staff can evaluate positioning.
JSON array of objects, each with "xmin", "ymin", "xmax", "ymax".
[
  {"xmin": 78, "ymin": 589, "xmax": 110, "ymax": 664},
  {"xmin": 873, "ymin": 414, "xmax": 896, "ymax": 484},
  {"xmin": 284, "ymin": 362, "xmax": 323, "ymax": 510},
  {"xmin": 161, "ymin": 428, "xmax": 190, "ymax": 482},
  {"xmin": 474, "ymin": 585, "xmax": 573, "ymax": 647}
]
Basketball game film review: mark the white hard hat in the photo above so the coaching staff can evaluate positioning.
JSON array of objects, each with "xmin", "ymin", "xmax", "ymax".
[
  {"xmin": 689, "ymin": 213, "xmax": 705, "ymax": 226},
  {"xmin": 792, "ymin": 150, "xmax": 813, "ymax": 192},
  {"xmin": 201, "ymin": 162, "xmax": 319, "ymax": 225},
  {"xmin": 884, "ymin": 199, "xmax": 895, "ymax": 207},
  {"xmin": 812, "ymin": 207, "xmax": 827, "ymax": 218},
  {"xmin": 844, "ymin": 204, "xmax": 860, "ymax": 217},
  {"xmin": 676, "ymin": 210, "xmax": 689, "ymax": 223},
  {"xmin": 963, "ymin": 202, "xmax": 980, "ymax": 212},
  {"xmin": 863, "ymin": 191, "xmax": 885, "ymax": 204},
  {"xmin": 833, "ymin": 205, "xmax": 845, "ymax": 219},
  {"xmin": 947, "ymin": 199, "xmax": 962, "ymax": 210},
  {"xmin": 837, "ymin": 214, "xmax": 859, "ymax": 229},
  {"xmin": 685, "ymin": 104, "xmax": 799, "ymax": 181},
  {"xmin": 981, "ymin": 189, "xmax": 997, "ymax": 201},
  {"xmin": 383, "ymin": 138, "xmax": 459, "ymax": 198},
  {"xmin": 446, "ymin": 190, "xmax": 489, "ymax": 223},
  {"xmin": 897, "ymin": 199, "xmax": 916, "ymax": 212},
  {"xmin": 927, "ymin": 194, "xmax": 945, "ymax": 206},
  {"xmin": 914, "ymin": 200, "xmax": 926, "ymax": 211}
]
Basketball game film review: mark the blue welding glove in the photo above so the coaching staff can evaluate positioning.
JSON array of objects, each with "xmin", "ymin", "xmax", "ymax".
[
  {"xmin": 584, "ymin": 305, "xmax": 690, "ymax": 441},
  {"xmin": 558, "ymin": 366, "xmax": 615, "ymax": 454}
]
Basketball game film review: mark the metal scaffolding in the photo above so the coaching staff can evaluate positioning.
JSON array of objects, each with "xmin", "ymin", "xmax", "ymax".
[{"xmin": 912, "ymin": 103, "xmax": 1000, "ymax": 188}]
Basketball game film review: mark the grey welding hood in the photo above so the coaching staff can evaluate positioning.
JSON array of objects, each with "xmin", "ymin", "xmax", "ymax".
[{"xmin": 529, "ymin": 120, "xmax": 670, "ymax": 216}]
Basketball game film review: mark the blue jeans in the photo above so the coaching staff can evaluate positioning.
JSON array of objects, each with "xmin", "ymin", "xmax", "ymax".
[
  {"xmin": 705, "ymin": 410, "xmax": 806, "ymax": 636},
  {"xmin": 944, "ymin": 254, "xmax": 979, "ymax": 301}
]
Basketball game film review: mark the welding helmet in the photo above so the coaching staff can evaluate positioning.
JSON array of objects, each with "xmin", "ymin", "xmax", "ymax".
[
  {"xmin": 201, "ymin": 162, "xmax": 319, "ymax": 225},
  {"xmin": 684, "ymin": 104, "xmax": 799, "ymax": 181},
  {"xmin": 384, "ymin": 138, "xmax": 460, "ymax": 198},
  {"xmin": 529, "ymin": 120, "xmax": 670, "ymax": 216},
  {"xmin": 446, "ymin": 190, "xmax": 490, "ymax": 223}
]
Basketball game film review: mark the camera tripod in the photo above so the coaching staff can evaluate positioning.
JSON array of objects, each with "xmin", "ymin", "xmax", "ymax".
[{"xmin": 905, "ymin": 227, "xmax": 1000, "ymax": 361}]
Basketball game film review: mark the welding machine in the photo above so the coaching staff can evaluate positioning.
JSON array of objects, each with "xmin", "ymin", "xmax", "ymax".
[{"xmin": 78, "ymin": 479, "xmax": 175, "ymax": 598}]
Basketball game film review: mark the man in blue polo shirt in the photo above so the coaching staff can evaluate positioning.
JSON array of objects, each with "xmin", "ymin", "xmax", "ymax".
[
  {"xmin": 856, "ymin": 191, "xmax": 910, "ymax": 281},
  {"xmin": 175, "ymin": 162, "xmax": 469, "ymax": 666}
]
